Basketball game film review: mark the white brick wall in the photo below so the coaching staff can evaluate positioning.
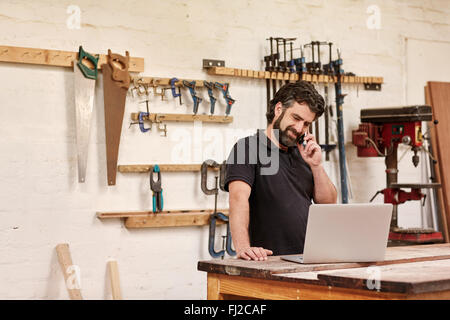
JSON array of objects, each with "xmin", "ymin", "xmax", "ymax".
[{"xmin": 0, "ymin": 0, "xmax": 449, "ymax": 299}]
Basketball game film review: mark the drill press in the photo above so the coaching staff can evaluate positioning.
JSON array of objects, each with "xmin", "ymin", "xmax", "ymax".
[{"xmin": 352, "ymin": 105, "xmax": 443, "ymax": 244}]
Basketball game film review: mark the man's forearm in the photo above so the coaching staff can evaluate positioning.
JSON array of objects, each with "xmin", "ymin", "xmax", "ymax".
[
  {"xmin": 229, "ymin": 196, "xmax": 251, "ymax": 252},
  {"xmin": 311, "ymin": 164, "xmax": 337, "ymax": 203}
]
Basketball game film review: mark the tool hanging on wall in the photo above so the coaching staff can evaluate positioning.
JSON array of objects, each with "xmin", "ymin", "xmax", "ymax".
[
  {"xmin": 74, "ymin": 46, "xmax": 99, "ymax": 183},
  {"xmin": 183, "ymin": 80, "xmax": 202, "ymax": 114},
  {"xmin": 274, "ymin": 37, "xmax": 285, "ymax": 88},
  {"xmin": 152, "ymin": 79, "xmax": 168, "ymax": 101},
  {"xmin": 130, "ymin": 77, "xmax": 150, "ymax": 97},
  {"xmin": 170, "ymin": 77, "xmax": 183, "ymax": 105},
  {"xmin": 150, "ymin": 165, "xmax": 164, "ymax": 213},
  {"xmin": 129, "ymin": 100, "xmax": 151, "ymax": 133},
  {"xmin": 214, "ymin": 82, "xmax": 235, "ymax": 116},
  {"xmin": 277, "ymin": 37, "xmax": 297, "ymax": 85},
  {"xmin": 203, "ymin": 81, "xmax": 217, "ymax": 115},
  {"xmin": 320, "ymin": 42, "xmax": 337, "ymax": 159},
  {"xmin": 264, "ymin": 50, "xmax": 272, "ymax": 112},
  {"xmin": 201, "ymin": 160, "xmax": 235, "ymax": 258},
  {"xmin": 294, "ymin": 45, "xmax": 306, "ymax": 81},
  {"xmin": 102, "ymin": 49, "xmax": 131, "ymax": 186},
  {"xmin": 331, "ymin": 48, "xmax": 349, "ymax": 203},
  {"xmin": 267, "ymin": 37, "xmax": 278, "ymax": 98}
]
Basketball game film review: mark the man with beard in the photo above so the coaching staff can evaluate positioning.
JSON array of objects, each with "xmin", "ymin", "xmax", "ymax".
[{"xmin": 224, "ymin": 81, "xmax": 337, "ymax": 260}]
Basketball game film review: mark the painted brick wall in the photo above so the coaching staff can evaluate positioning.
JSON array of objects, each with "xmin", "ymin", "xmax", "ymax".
[{"xmin": 0, "ymin": 0, "xmax": 449, "ymax": 299}]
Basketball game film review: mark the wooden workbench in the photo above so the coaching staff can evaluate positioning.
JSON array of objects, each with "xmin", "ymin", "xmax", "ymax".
[{"xmin": 197, "ymin": 244, "xmax": 450, "ymax": 300}]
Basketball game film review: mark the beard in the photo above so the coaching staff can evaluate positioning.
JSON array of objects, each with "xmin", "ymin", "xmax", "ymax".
[{"xmin": 273, "ymin": 110, "xmax": 302, "ymax": 148}]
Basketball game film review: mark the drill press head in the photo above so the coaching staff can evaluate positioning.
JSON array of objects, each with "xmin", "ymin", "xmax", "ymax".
[{"xmin": 352, "ymin": 105, "xmax": 432, "ymax": 166}]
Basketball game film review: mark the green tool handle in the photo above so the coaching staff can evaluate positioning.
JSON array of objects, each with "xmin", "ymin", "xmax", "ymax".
[{"xmin": 77, "ymin": 46, "xmax": 99, "ymax": 80}]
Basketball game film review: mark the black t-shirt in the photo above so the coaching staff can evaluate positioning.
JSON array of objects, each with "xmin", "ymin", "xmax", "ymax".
[{"xmin": 224, "ymin": 129, "xmax": 314, "ymax": 255}]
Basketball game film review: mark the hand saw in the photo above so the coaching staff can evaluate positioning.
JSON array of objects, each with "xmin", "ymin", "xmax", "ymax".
[
  {"xmin": 102, "ymin": 49, "xmax": 130, "ymax": 186},
  {"xmin": 74, "ymin": 46, "xmax": 99, "ymax": 183}
]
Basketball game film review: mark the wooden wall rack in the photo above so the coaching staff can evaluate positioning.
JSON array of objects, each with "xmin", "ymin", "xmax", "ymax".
[
  {"xmin": 118, "ymin": 164, "xmax": 220, "ymax": 173},
  {"xmin": 130, "ymin": 112, "xmax": 233, "ymax": 124},
  {"xmin": 97, "ymin": 209, "xmax": 229, "ymax": 228},
  {"xmin": 0, "ymin": 45, "xmax": 144, "ymax": 72},
  {"xmin": 131, "ymin": 76, "xmax": 216, "ymax": 88},
  {"xmin": 206, "ymin": 66, "xmax": 383, "ymax": 85}
]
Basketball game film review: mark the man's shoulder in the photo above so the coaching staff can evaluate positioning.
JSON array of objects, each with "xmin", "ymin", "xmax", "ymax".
[{"xmin": 232, "ymin": 129, "xmax": 266, "ymax": 148}]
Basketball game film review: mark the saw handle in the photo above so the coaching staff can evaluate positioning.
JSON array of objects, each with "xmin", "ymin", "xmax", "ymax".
[
  {"xmin": 77, "ymin": 46, "xmax": 99, "ymax": 80},
  {"xmin": 107, "ymin": 49, "xmax": 130, "ymax": 89}
]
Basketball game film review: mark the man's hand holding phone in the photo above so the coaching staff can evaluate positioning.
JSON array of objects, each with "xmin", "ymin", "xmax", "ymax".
[{"xmin": 297, "ymin": 132, "xmax": 322, "ymax": 168}]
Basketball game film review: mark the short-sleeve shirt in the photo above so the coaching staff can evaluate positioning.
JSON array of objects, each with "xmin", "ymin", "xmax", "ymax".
[{"xmin": 224, "ymin": 129, "xmax": 314, "ymax": 255}]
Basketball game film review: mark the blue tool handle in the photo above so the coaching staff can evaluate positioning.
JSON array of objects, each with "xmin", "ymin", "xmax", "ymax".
[
  {"xmin": 225, "ymin": 97, "xmax": 235, "ymax": 115},
  {"xmin": 170, "ymin": 78, "xmax": 181, "ymax": 98},
  {"xmin": 210, "ymin": 97, "xmax": 216, "ymax": 115},
  {"xmin": 152, "ymin": 193, "xmax": 157, "ymax": 213},
  {"xmin": 193, "ymin": 96, "xmax": 202, "ymax": 114},
  {"xmin": 225, "ymin": 222, "xmax": 236, "ymax": 256},
  {"xmin": 138, "ymin": 112, "xmax": 150, "ymax": 133}
]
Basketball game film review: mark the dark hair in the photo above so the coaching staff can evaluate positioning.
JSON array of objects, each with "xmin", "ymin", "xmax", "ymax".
[{"xmin": 266, "ymin": 81, "xmax": 325, "ymax": 124}]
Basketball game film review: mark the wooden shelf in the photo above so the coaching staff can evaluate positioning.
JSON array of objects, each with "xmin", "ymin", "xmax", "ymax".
[
  {"xmin": 130, "ymin": 112, "xmax": 233, "ymax": 124},
  {"xmin": 118, "ymin": 164, "xmax": 220, "ymax": 173},
  {"xmin": 0, "ymin": 45, "xmax": 144, "ymax": 72},
  {"xmin": 131, "ymin": 76, "xmax": 211, "ymax": 88},
  {"xmin": 97, "ymin": 209, "xmax": 229, "ymax": 228},
  {"xmin": 207, "ymin": 66, "xmax": 383, "ymax": 84}
]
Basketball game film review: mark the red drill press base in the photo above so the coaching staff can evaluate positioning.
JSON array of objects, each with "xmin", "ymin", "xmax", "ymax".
[{"xmin": 389, "ymin": 228, "xmax": 443, "ymax": 244}]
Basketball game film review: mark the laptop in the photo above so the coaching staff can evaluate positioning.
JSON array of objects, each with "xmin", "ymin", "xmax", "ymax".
[{"xmin": 281, "ymin": 203, "xmax": 393, "ymax": 264}]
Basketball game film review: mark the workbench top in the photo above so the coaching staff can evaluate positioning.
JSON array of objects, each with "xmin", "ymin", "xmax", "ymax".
[{"xmin": 198, "ymin": 244, "xmax": 450, "ymax": 296}]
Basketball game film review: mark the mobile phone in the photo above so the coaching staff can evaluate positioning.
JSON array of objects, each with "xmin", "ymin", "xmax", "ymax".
[{"xmin": 296, "ymin": 133, "xmax": 306, "ymax": 146}]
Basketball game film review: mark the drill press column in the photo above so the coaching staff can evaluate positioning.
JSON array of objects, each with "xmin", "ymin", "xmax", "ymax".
[{"xmin": 385, "ymin": 145, "xmax": 398, "ymax": 229}]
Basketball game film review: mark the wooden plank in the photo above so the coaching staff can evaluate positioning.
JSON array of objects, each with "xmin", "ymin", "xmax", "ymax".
[
  {"xmin": 198, "ymin": 244, "xmax": 450, "ymax": 280},
  {"xmin": 130, "ymin": 112, "xmax": 233, "ymax": 124},
  {"xmin": 0, "ymin": 45, "xmax": 144, "ymax": 72},
  {"xmin": 425, "ymin": 85, "xmax": 449, "ymax": 242},
  {"xmin": 125, "ymin": 210, "xmax": 229, "ymax": 228},
  {"xmin": 210, "ymin": 273, "xmax": 408, "ymax": 300},
  {"xmin": 300, "ymin": 259, "xmax": 450, "ymax": 295},
  {"xmin": 97, "ymin": 208, "xmax": 228, "ymax": 219},
  {"xmin": 427, "ymin": 82, "xmax": 450, "ymax": 242},
  {"xmin": 118, "ymin": 164, "xmax": 220, "ymax": 173},
  {"xmin": 207, "ymin": 273, "xmax": 224, "ymax": 300},
  {"xmin": 207, "ymin": 66, "xmax": 235, "ymax": 76},
  {"xmin": 55, "ymin": 243, "xmax": 82, "ymax": 300},
  {"xmin": 107, "ymin": 260, "xmax": 122, "ymax": 300}
]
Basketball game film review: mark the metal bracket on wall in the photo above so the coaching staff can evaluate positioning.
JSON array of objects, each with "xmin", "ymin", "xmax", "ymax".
[
  {"xmin": 203, "ymin": 59, "xmax": 226, "ymax": 69},
  {"xmin": 364, "ymin": 83, "xmax": 382, "ymax": 91}
]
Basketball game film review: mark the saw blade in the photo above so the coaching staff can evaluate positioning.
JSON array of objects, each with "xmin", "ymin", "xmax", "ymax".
[{"xmin": 74, "ymin": 61, "xmax": 96, "ymax": 183}]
